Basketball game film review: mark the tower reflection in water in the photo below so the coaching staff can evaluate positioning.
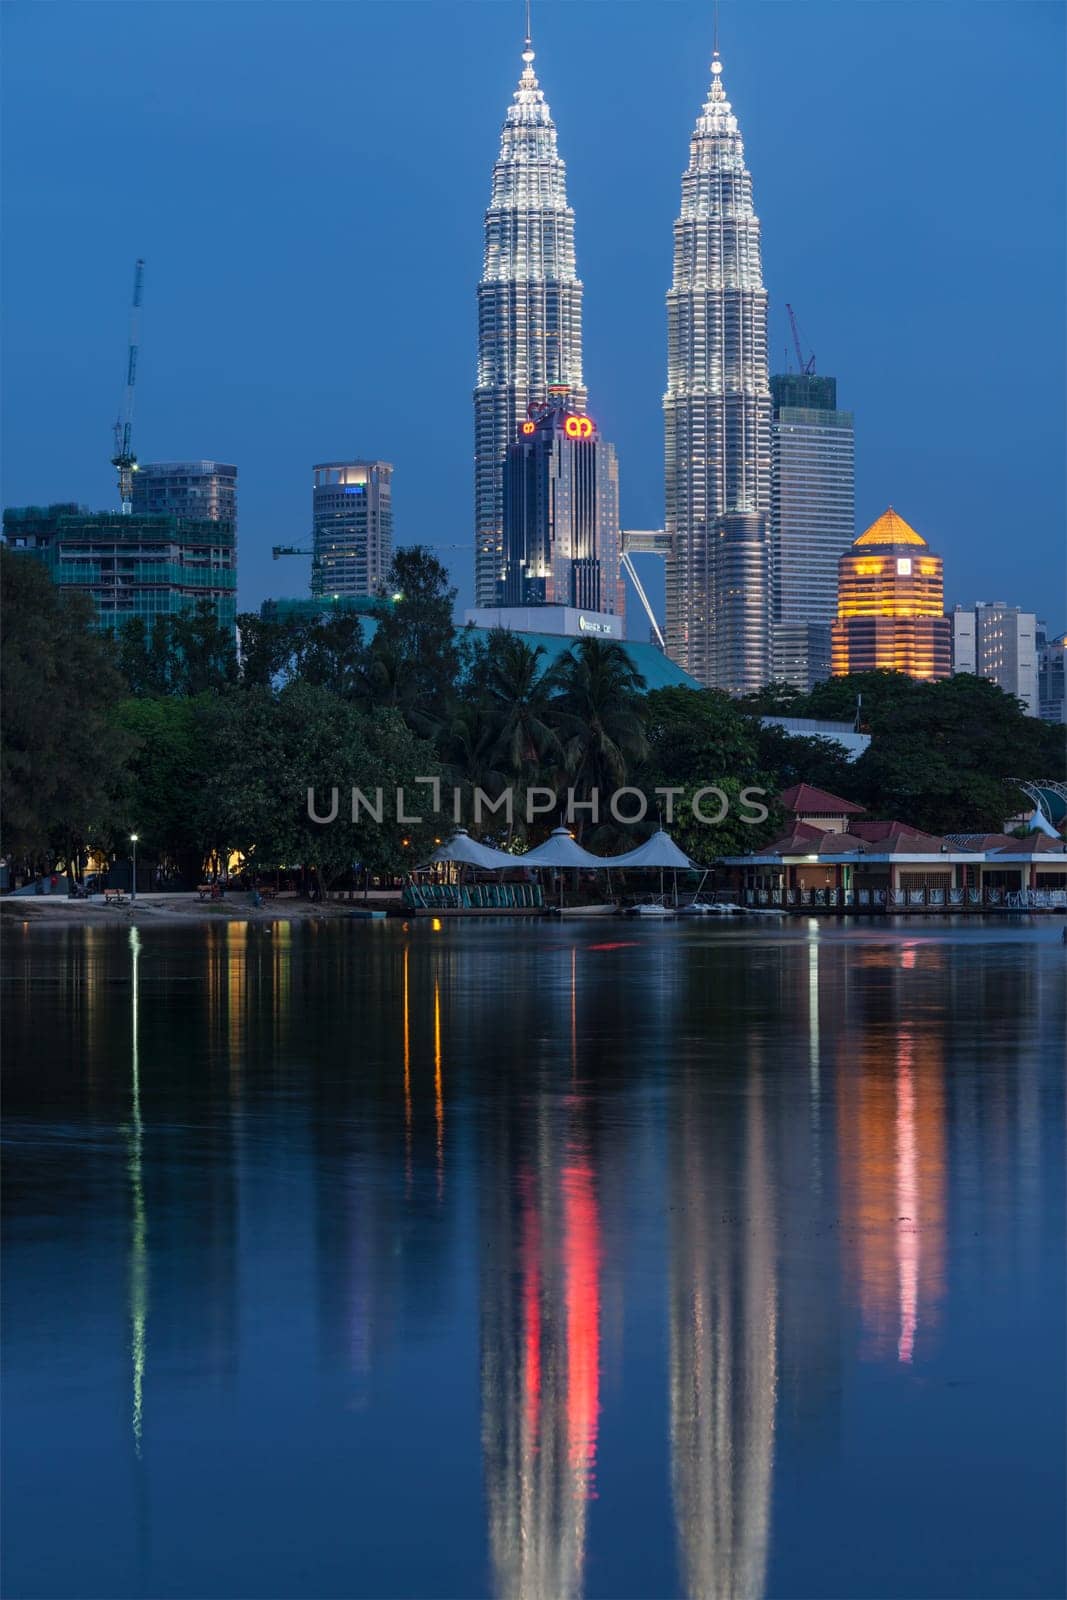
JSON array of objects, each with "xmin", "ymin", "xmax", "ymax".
[
  {"xmin": 837, "ymin": 942, "xmax": 947, "ymax": 1365},
  {"xmin": 668, "ymin": 1043, "xmax": 778, "ymax": 1600},
  {"xmin": 480, "ymin": 942, "xmax": 602, "ymax": 1600}
]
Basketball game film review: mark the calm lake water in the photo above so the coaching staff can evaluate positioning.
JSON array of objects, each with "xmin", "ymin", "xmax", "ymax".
[{"xmin": 2, "ymin": 918, "xmax": 1064, "ymax": 1600}]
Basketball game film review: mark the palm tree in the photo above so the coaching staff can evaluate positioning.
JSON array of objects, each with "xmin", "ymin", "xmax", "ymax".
[
  {"xmin": 440, "ymin": 701, "xmax": 507, "ymax": 837},
  {"xmin": 544, "ymin": 639, "xmax": 649, "ymax": 835},
  {"xmin": 480, "ymin": 633, "xmax": 561, "ymax": 826}
]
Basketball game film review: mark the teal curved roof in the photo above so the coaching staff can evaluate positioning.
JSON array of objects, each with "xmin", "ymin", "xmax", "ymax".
[{"xmin": 458, "ymin": 628, "xmax": 699, "ymax": 693}]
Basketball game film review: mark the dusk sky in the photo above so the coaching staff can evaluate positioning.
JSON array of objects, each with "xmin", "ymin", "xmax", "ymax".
[{"xmin": 2, "ymin": 0, "xmax": 1064, "ymax": 631}]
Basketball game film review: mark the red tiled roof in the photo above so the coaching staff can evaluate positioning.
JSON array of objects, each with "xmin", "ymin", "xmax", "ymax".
[
  {"xmin": 779, "ymin": 783, "xmax": 865, "ymax": 816},
  {"xmin": 848, "ymin": 819, "xmax": 945, "ymax": 847},
  {"xmin": 761, "ymin": 822, "xmax": 827, "ymax": 853}
]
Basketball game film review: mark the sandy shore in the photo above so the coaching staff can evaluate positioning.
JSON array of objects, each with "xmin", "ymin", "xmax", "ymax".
[{"xmin": 1, "ymin": 891, "xmax": 401, "ymax": 926}]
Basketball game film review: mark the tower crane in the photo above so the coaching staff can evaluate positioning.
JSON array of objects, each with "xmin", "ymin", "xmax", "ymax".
[
  {"xmin": 270, "ymin": 541, "xmax": 472, "ymax": 561},
  {"xmin": 785, "ymin": 303, "xmax": 816, "ymax": 376},
  {"xmin": 111, "ymin": 259, "xmax": 145, "ymax": 513}
]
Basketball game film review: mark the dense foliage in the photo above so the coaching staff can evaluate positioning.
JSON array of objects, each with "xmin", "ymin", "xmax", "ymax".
[{"xmin": 2, "ymin": 545, "xmax": 1062, "ymax": 883}]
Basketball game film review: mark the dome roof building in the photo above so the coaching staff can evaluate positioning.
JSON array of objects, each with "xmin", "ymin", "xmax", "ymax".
[{"xmin": 831, "ymin": 508, "xmax": 951, "ymax": 680}]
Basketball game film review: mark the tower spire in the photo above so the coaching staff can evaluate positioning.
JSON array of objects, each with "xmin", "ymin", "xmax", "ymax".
[{"xmin": 524, "ymin": 0, "xmax": 532, "ymax": 52}]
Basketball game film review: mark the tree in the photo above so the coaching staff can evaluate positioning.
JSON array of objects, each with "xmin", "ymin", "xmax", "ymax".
[
  {"xmin": 118, "ymin": 601, "xmax": 237, "ymax": 696},
  {"xmin": 199, "ymin": 684, "xmax": 441, "ymax": 890},
  {"xmin": 544, "ymin": 639, "xmax": 649, "ymax": 835},
  {"xmin": 1, "ymin": 550, "xmax": 132, "ymax": 869},
  {"xmin": 111, "ymin": 696, "xmax": 211, "ymax": 881},
  {"xmin": 848, "ymin": 673, "xmax": 1065, "ymax": 832},
  {"xmin": 369, "ymin": 547, "xmax": 459, "ymax": 735},
  {"xmin": 750, "ymin": 723, "xmax": 857, "ymax": 798},
  {"xmin": 236, "ymin": 611, "xmax": 305, "ymax": 689},
  {"xmin": 638, "ymin": 686, "xmax": 778, "ymax": 859}
]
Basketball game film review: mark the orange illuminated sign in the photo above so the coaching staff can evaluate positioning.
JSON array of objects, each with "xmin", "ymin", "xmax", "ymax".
[
  {"xmin": 522, "ymin": 421, "xmax": 536, "ymax": 434},
  {"xmin": 564, "ymin": 415, "xmax": 594, "ymax": 439}
]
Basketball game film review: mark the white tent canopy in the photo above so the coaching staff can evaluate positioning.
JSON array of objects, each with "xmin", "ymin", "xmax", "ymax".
[
  {"xmin": 427, "ymin": 830, "xmax": 515, "ymax": 870},
  {"xmin": 520, "ymin": 827, "xmax": 607, "ymax": 870},
  {"xmin": 607, "ymin": 829, "xmax": 701, "ymax": 871}
]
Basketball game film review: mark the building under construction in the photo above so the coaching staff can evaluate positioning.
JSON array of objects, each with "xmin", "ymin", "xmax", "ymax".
[{"xmin": 2, "ymin": 504, "xmax": 236, "ymax": 634}]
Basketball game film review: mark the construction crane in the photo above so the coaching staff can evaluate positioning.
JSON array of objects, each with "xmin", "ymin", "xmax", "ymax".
[
  {"xmin": 111, "ymin": 259, "xmax": 145, "ymax": 513},
  {"xmin": 271, "ymin": 541, "xmax": 472, "ymax": 560},
  {"xmin": 785, "ymin": 303, "xmax": 816, "ymax": 376}
]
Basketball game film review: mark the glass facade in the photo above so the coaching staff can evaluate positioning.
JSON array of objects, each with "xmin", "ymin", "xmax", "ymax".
[
  {"xmin": 474, "ymin": 39, "xmax": 586, "ymax": 608},
  {"xmin": 311, "ymin": 461, "xmax": 393, "ymax": 600},
  {"xmin": 664, "ymin": 52, "xmax": 771, "ymax": 690},
  {"xmin": 770, "ymin": 375, "xmax": 855, "ymax": 690},
  {"xmin": 3, "ymin": 504, "xmax": 236, "ymax": 633},
  {"xmin": 499, "ymin": 404, "xmax": 622, "ymax": 619},
  {"xmin": 131, "ymin": 461, "xmax": 237, "ymax": 526}
]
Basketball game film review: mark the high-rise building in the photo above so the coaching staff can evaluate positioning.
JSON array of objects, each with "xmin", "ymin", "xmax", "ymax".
[
  {"xmin": 3, "ymin": 503, "xmax": 236, "ymax": 633},
  {"xmin": 951, "ymin": 602, "xmax": 1038, "ymax": 715},
  {"xmin": 311, "ymin": 460, "xmax": 392, "ymax": 599},
  {"xmin": 474, "ymin": 29, "xmax": 586, "ymax": 608},
  {"xmin": 664, "ymin": 49, "xmax": 771, "ymax": 690},
  {"xmin": 831, "ymin": 508, "xmax": 951, "ymax": 680},
  {"xmin": 131, "ymin": 460, "xmax": 237, "ymax": 526},
  {"xmin": 498, "ymin": 400, "xmax": 622, "ymax": 620},
  {"xmin": 770, "ymin": 374, "xmax": 854, "ymax": 691},
  {"xmin": 1036, "ymin": 622, "xmax": 1066, "ymax": 724}
]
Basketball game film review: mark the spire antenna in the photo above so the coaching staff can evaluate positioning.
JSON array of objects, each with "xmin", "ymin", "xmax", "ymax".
[
  {"xmin": 524, "ymin": 0, "xmax": 532, "ymax": 50},
  {"xmin": 713, "ymin": 0, "xmax": 719, "ymax": 57}
]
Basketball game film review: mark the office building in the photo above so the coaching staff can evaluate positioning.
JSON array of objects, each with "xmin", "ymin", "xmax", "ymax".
[
  {"xmin": 1037, "ymin": 623, "xmax": 1067, "ymax": 724},
  {"xmin": 131, "ymin": 460, "xmax": 237, "ymax": 526},
  {"xmin": 474, "ymin": 29, "xmax": 587, "ymax": 607},
  {"xmin": 831, "ymin": 507, "xmax": 951, "ymax": 680},
  {"xmin": 311, "ymin": 460, "xmax": 393, "ymax": 599},
  {"xmin": 498, "ymin": 401, "xmax": 622, "ymax": 621},
  {"xmin": 664, "ymin": 50, "xmax": 771, "ymax": 689},
  {"xmin": 3, "ymin": 503, "xmax": 236, "ymax": 633},
  {"xmin": 770, "ymin": 374, "xmax": 854, "ymax": 691},
  {"xmin": 951, "ymin": 602, "xmax": 1038, "ymax": 715}
]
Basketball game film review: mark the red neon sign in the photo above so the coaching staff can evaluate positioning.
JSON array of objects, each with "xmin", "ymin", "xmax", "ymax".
[{"xmin": 564, "ymin": 415, "xmax": 594, "ymax": 439}]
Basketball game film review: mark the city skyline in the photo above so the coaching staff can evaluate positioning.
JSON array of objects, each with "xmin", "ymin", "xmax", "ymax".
[{"xmin": 1, "ymin": 1, "xmax": 1063, "ymax": 631}]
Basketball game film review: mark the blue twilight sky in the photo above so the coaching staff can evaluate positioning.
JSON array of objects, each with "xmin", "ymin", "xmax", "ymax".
[{"xmin": 2, "ymin": 0, "xmax": 1064, "ymax": 633}]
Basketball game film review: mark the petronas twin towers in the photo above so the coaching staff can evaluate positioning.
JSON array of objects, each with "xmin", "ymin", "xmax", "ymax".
[{"xmin": 474, "ymin": 26, "xmax": 771, "ymax": 691}]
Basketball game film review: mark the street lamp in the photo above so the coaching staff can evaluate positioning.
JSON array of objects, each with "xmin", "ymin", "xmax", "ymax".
[{"xmin": 130, "ymin": 834, "xmax": 139, "ymax": 901}]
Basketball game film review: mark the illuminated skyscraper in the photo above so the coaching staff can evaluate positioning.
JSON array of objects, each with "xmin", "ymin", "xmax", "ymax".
[
  {"xmin": 664, "ymin": 49, "xmax": 771, "ymax": 690},
  {"xmin": 474, "ymin": 27, "xmax": 587, "ymax": 608},
  {"xmin": 311, "ymin": 459, "xmax": 392, "ymax": 599},
  {"xmin": 832, "ymin": 508, "xmax": 952, "ymax": 680},
  {"xmin": 499, "ymin": 399, "xmax": 622, "ymax": 619},
  {"xmin": 770, "ymin": 374, "xmax": 854, "ymax": 691}
]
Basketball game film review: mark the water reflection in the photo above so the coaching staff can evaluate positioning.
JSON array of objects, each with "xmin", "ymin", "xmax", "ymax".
[
  {"xmin": 480, "ymin": 958, "xmax": 603, "ymax": 1600},
  {"xmin": 838, "ymin": 947, "xmax": 947, "ymax": 1366},
  {"xmin": 127, "ymin": 927, "xmax": 146, "ymax": 1457},
  {"xmin": 668, "ymin": 1048, "xmax": 777, "ymax": 1600},
  {"xmin": 1, "ymin": 922, "xmax": 1063, "ymax": 1600}
]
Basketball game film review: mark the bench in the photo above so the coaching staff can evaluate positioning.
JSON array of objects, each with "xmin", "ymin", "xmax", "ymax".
[
  {"xmin": 197, "ymin": 884, "xmax": 222, "ymax": 902},
  {"xmin": 103, "ymin": 889, "xmax": 128, "ymax": 906},
  {"xmin": 260, "ymin": 887, "xmax": 277, "ymax": 901}
]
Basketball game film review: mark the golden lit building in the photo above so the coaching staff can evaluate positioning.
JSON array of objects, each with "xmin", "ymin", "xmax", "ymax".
[{"xmin": 831, "ymin": 507, "xmax": 952, "ymax": 679}]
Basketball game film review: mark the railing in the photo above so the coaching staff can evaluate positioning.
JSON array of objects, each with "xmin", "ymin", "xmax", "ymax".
[
  {"xmin": 742, "ymin": 885, "xmax": 1061, "ymax": 910},
  {"xmin": 403, "ymin": 881, "xmax": 544, "ymax": 911},
  {"xmin": 1007, "ymin": 888, "xmax": 1067, "ymax": 910}
]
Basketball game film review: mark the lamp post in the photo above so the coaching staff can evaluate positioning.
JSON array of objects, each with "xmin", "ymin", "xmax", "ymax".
[{"xmin": 130, "ymin": 834, "xmax": 139, "ymax": 901}]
